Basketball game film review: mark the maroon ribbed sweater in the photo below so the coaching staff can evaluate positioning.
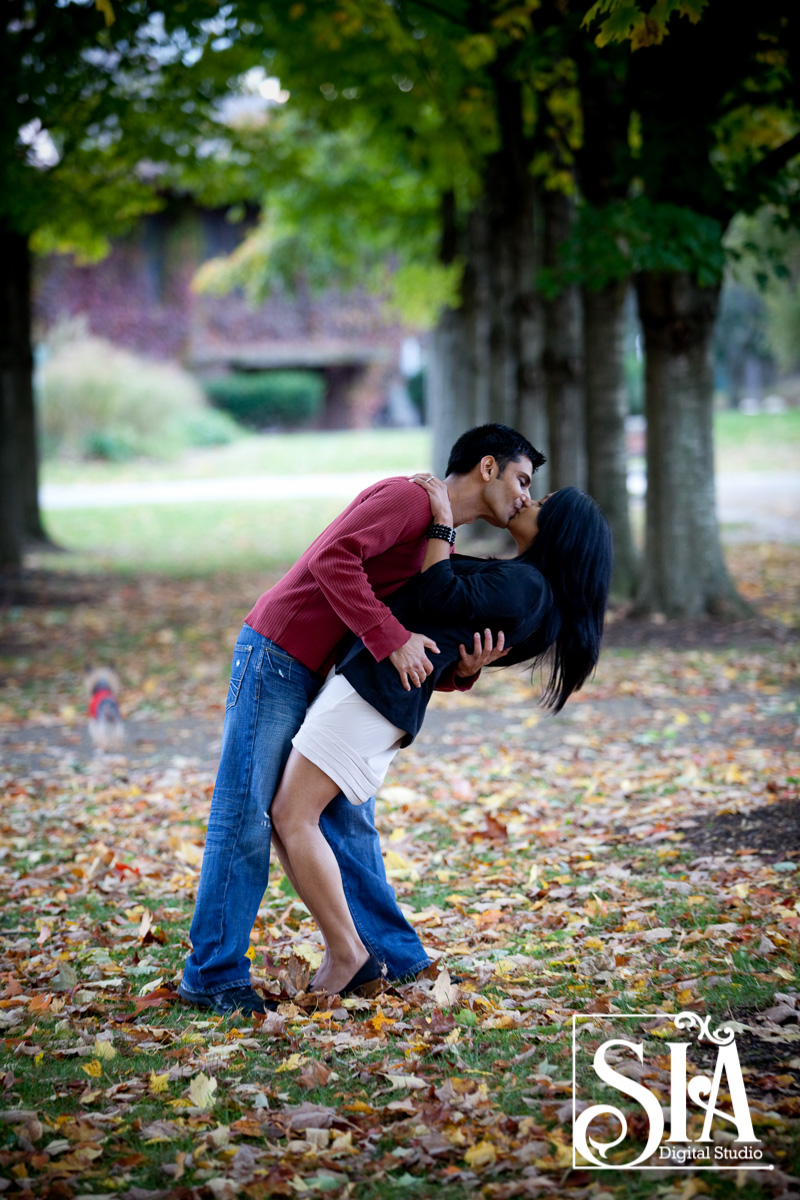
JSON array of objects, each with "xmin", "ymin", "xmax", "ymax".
[{"xmin": 246, "ymin": 477, "xmax": 435, "ymax": 677}]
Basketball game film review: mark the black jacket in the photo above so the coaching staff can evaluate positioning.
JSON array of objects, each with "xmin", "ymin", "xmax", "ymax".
[{"xmin": 335, "ymin": 555, "xmax": 552, "ymax": 744}]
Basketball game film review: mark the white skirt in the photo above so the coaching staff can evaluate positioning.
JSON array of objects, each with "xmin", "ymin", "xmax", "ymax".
[{"xmin": 292, "ymin": 672, "xmax": 407, "ymax": 806}]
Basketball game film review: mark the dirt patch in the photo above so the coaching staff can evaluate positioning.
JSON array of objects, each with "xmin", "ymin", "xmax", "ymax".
[
  {"xmin": 681, "ymin": 797, "xmax": 800, "ymax": 861},
  {"xmin": 603, "ymin": 614, "xmax": 797, "ymax": 650},
  {"xmin": 0, "ymin": 565, "xmax": 99, "ymax": 610}
]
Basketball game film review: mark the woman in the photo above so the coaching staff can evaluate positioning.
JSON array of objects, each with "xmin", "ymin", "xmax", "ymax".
[{"xmin": 270, "ymin": 481, "xmax": 612, "ymax": 996}]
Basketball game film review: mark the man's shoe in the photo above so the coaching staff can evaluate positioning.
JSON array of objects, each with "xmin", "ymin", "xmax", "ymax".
[{"xmin": 178, "ymin": 982, "xmax": 278, "ymax": 1015}]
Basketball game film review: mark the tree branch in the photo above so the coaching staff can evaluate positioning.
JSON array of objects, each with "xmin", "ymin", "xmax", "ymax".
[
  {"xmin": 749, "ymin": 131, "xmax": 800, "ymax": 191},
  {"xmin": 401, "ymin": 0, "xmax": 471, "ymax": 30}
]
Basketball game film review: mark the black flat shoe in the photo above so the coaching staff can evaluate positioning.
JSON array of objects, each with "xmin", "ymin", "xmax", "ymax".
[
  {"xmin": 339, "ymin": 953, "xmax": 383, "ymax": 998},
  {"xmin": 178, "ymin": 982, "xmax": 278, "ymax": 1015}
]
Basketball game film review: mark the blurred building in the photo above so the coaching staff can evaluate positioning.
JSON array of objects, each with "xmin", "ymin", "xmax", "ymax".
[{"xmin": 33, "ymin": 197, "xmax": 422, "ymax": 429}]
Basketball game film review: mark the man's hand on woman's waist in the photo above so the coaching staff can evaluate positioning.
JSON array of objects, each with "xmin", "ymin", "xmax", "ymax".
[{"xmin": 389, "ymin": 632, "xmax": 440, "ymax": 692}]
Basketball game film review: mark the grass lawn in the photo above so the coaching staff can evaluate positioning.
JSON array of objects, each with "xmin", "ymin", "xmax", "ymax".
[
  {"xmin": 36, "ymin": 412, "xmax": 800, "ymax": 576},
  {"xmin": 43, "ymin": 498, "xmax": 350, "ymax": 574},
  {"xmin": 713, "ymin": 409, "xmax": 800, "ymax": 471},
  {"xmin": 41, "ymin": 428, "xmax": 431, "ymax": 486}
]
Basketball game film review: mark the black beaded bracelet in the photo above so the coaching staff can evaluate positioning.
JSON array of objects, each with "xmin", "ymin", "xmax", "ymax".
[{"xmin": 427, "ymin": 522, "xmax": 456, "ymax": 546}]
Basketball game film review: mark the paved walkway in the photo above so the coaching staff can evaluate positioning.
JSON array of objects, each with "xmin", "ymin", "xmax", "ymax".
[{"xmin": 40, "ymin": 469, "xmax": 800, "ymax": 542}]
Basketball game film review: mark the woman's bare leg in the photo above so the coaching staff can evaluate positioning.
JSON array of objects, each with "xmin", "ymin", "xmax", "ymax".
[
  {"xmin": 270, "ymin": 826, "xmax": 303, "ymax": 902},
  {"xmin": 270, "ymin": 748, "xmax": 372, "ymax": 994},
  {"xmin": 270, "ymin": 826, "xmax": 333, "ymax": 984}
]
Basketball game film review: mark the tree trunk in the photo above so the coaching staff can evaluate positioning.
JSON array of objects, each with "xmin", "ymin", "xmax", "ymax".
[
  {"xmin": 635, "ymin": 270, "xmax": 747, "ymax": 617},
  {"xmin": 430, "ymin": 303, "xmax": 475, "ymax": 477},
  {"xmin": 584, "ymin": 280, "xmax": 640, "ymax": 597},
  {"xmin": 14, "ymin": 239, "xmax": 50, "ymax": 544},
  {"xmin": 429, "ymin": 79, "xmax": 548, "ymax": 488},
  {"xmin": 0, "ymin": 227, "xmax": 26, "ymax": 568},
  {"xmin": 542, "ymin": 188, "xmax": 585, "ymax": 491},
  {"xmin": 512, "ymin": 181, "xmax": 548, "ymax": 490},
  {"xmin": 466, "ymin": 206, "xmax": 491, "ymax": 428},
  {"xmin": 431, "ymin": 193, "xmax": 478, "ymax": 476}
]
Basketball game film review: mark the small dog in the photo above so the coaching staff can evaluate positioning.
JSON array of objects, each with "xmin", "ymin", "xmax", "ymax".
[{"xmin": 86, "ymin": 666, "xmax": 124, "ymax": 752}]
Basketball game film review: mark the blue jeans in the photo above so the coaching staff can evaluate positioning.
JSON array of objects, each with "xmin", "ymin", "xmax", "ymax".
[{"xmin": 182, "ymin": 626, "xmax": 430, "ymax": 994}]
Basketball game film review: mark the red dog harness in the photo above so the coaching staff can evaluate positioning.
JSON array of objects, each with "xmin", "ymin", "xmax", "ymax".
[{"xmin": 88, "ymin": 687, "xmax": 116, "ymax": 718}]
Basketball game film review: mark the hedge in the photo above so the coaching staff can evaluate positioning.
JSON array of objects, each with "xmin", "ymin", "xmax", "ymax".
[{"xmin": 203, "ymin": 370, "xmax": 325, "ymax": 429}]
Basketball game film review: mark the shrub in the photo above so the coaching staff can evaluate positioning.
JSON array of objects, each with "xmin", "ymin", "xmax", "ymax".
[
  {"xmin": 38, "ymin": 335, "xmax": 241, "ymax": 460},
  {"xmin": 203, "ymin": 370, "xmax": 325, "ymax": 429}
]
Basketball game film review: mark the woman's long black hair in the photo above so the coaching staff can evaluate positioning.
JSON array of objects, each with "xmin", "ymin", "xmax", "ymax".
[{"xmin": 500, "ymin": 487, "xmax": 613, "ymax": 712}]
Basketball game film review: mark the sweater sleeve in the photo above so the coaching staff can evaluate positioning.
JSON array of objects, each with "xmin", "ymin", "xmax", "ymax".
[{"xmin": 306, "ymin": 479, "xmax": 431, "ymax": 661}]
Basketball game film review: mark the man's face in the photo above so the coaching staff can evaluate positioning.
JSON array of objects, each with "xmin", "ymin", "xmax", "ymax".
[{"xmin": 482, "ymin": 456, "xmax": 533, "ymax": 527}]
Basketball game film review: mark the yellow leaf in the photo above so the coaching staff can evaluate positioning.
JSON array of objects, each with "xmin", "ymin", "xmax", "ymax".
[
  {"xmin": 432, "ymin": 971, "xmax": 455, "ymax": 1007},
  {"xmin": 34, "ymin": 1052, "xmax": 44, "ymax": 1067},
  {"xmin": 369, "ymin": 1009, "xmax": 396, "ymax": 1033},
  {"xmin": 177, "ymin": 841, "xmax": 203, "ymax": 866},
  {"xmin": 294, "ymin": 943, "xmax": 324, "ymax": 969},
  {"xmin": 188, "ymin": 1072, "xmax": 218, "ymax": 1108},
  {"xmin": 774, "ymin": 968, "xmax": 794, "ymax": 981},
  {"xmin": 94, "ymin": 0, "xmax": 114, "ymax": 26},
  {"xmin": 444, "ymin": 1027, "xmax": 461, "ymax": 1044},
  {"xmin": 465, "ymin": 1140, "xmax": 497, "ymax": 1169},
  {"xmin": 527, "ymin": 863, "xmax": 540, "ymax": 887},
  {"xmin": 383, "ymin": 1073, "xmax": 428, "ymax": 1089},
  {"xmin": 93, "ymin": 1039, "xmax": 116, "ymax": 1060},
  {"xmin": 138, "ymin": 977, "xmax": 164, "ymax": 997},
  {"xmin": 330, "ymin": 1131, "xmax": 354, "ymax": 1155},
  {"xmin": 149, "ymin": 1071, "xmax": 170, "ymax": 1095},
  {"xmin": 245, "ymin": 946, "xmax": 256, "ymax": 962},
  {"xmin": 276, "ymin": 1054, "xmax": 307, "ymax": 1074},
  {"xmin": 724, "ymin": 763, "xmax": 747, "ymax": 785},
  {"xmin": 495, "ymin": 957, "xmax": 518, "ymax": 975},
  {"xmin": 484, "ymin": 1013, "xmax": 520, "ymax": 1030},
  {"xmin": 677, "ymin": 989, "xmax": 694, "ymax": 1005},
  {"xmin": 81, "ymin": 1059, "xmax": 103, "ymax": 1078},
  {"xmin": 552, "ymin": 1140, "xmax": 575, "ymax": 1168},
  {"xmin": 383, "ymin": 850, "xmax": 418, "ymax": 879}
]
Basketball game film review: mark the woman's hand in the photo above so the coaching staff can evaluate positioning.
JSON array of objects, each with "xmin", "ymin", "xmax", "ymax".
[
  {"xmin": 456, "ymin": 629, "xmax": 510, "ymax": 677},
  {"xmin": 410, "ymin": 473, "xmax": 454, "ymax": 527}
]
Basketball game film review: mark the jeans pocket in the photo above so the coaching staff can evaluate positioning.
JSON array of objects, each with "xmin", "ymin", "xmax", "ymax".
[{"xmin": 226, "ymin": 643, "xmax": 253, "ymax": 711}]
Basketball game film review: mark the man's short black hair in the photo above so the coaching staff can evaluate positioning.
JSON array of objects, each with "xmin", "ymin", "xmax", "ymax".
[{"xmin": 446, "ymin": 423, "xmax": 546, "ymax": 477}]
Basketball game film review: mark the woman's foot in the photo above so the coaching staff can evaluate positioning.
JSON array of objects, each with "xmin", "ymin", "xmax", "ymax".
[{"xmin": 312, "ymin": 949, "xmax": 381, "ymax": 997}]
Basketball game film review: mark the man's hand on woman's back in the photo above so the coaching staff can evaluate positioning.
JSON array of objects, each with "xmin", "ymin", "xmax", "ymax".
[{"xmin": 389, "ymin": 633, "xmax": 440, "ymax": 691}]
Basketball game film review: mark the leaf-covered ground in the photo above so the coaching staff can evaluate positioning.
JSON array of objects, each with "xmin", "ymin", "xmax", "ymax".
[{"xmin": 1, "ymin": 543, "xmax": 798, "ymax": 1199}]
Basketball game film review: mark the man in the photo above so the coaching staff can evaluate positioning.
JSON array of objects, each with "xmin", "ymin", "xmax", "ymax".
[{"xmin": 180, "ymin": 424, "xmax": 544, "ymax": 1014}]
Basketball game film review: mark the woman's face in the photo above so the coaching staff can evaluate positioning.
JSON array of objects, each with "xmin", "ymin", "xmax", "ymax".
[{"xmin": 509, "ymin": 494, "xmax": 552, "ymax": 551}]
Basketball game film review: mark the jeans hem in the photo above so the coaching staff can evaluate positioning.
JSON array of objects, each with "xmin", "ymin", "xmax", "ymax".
[
  {"xmin": 388, "ymin": 956, "xmax": 431, "ymax": 984},
  {"xmin": 182, "ymin": 976, "xmax": 252, "ymax": 997}
]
